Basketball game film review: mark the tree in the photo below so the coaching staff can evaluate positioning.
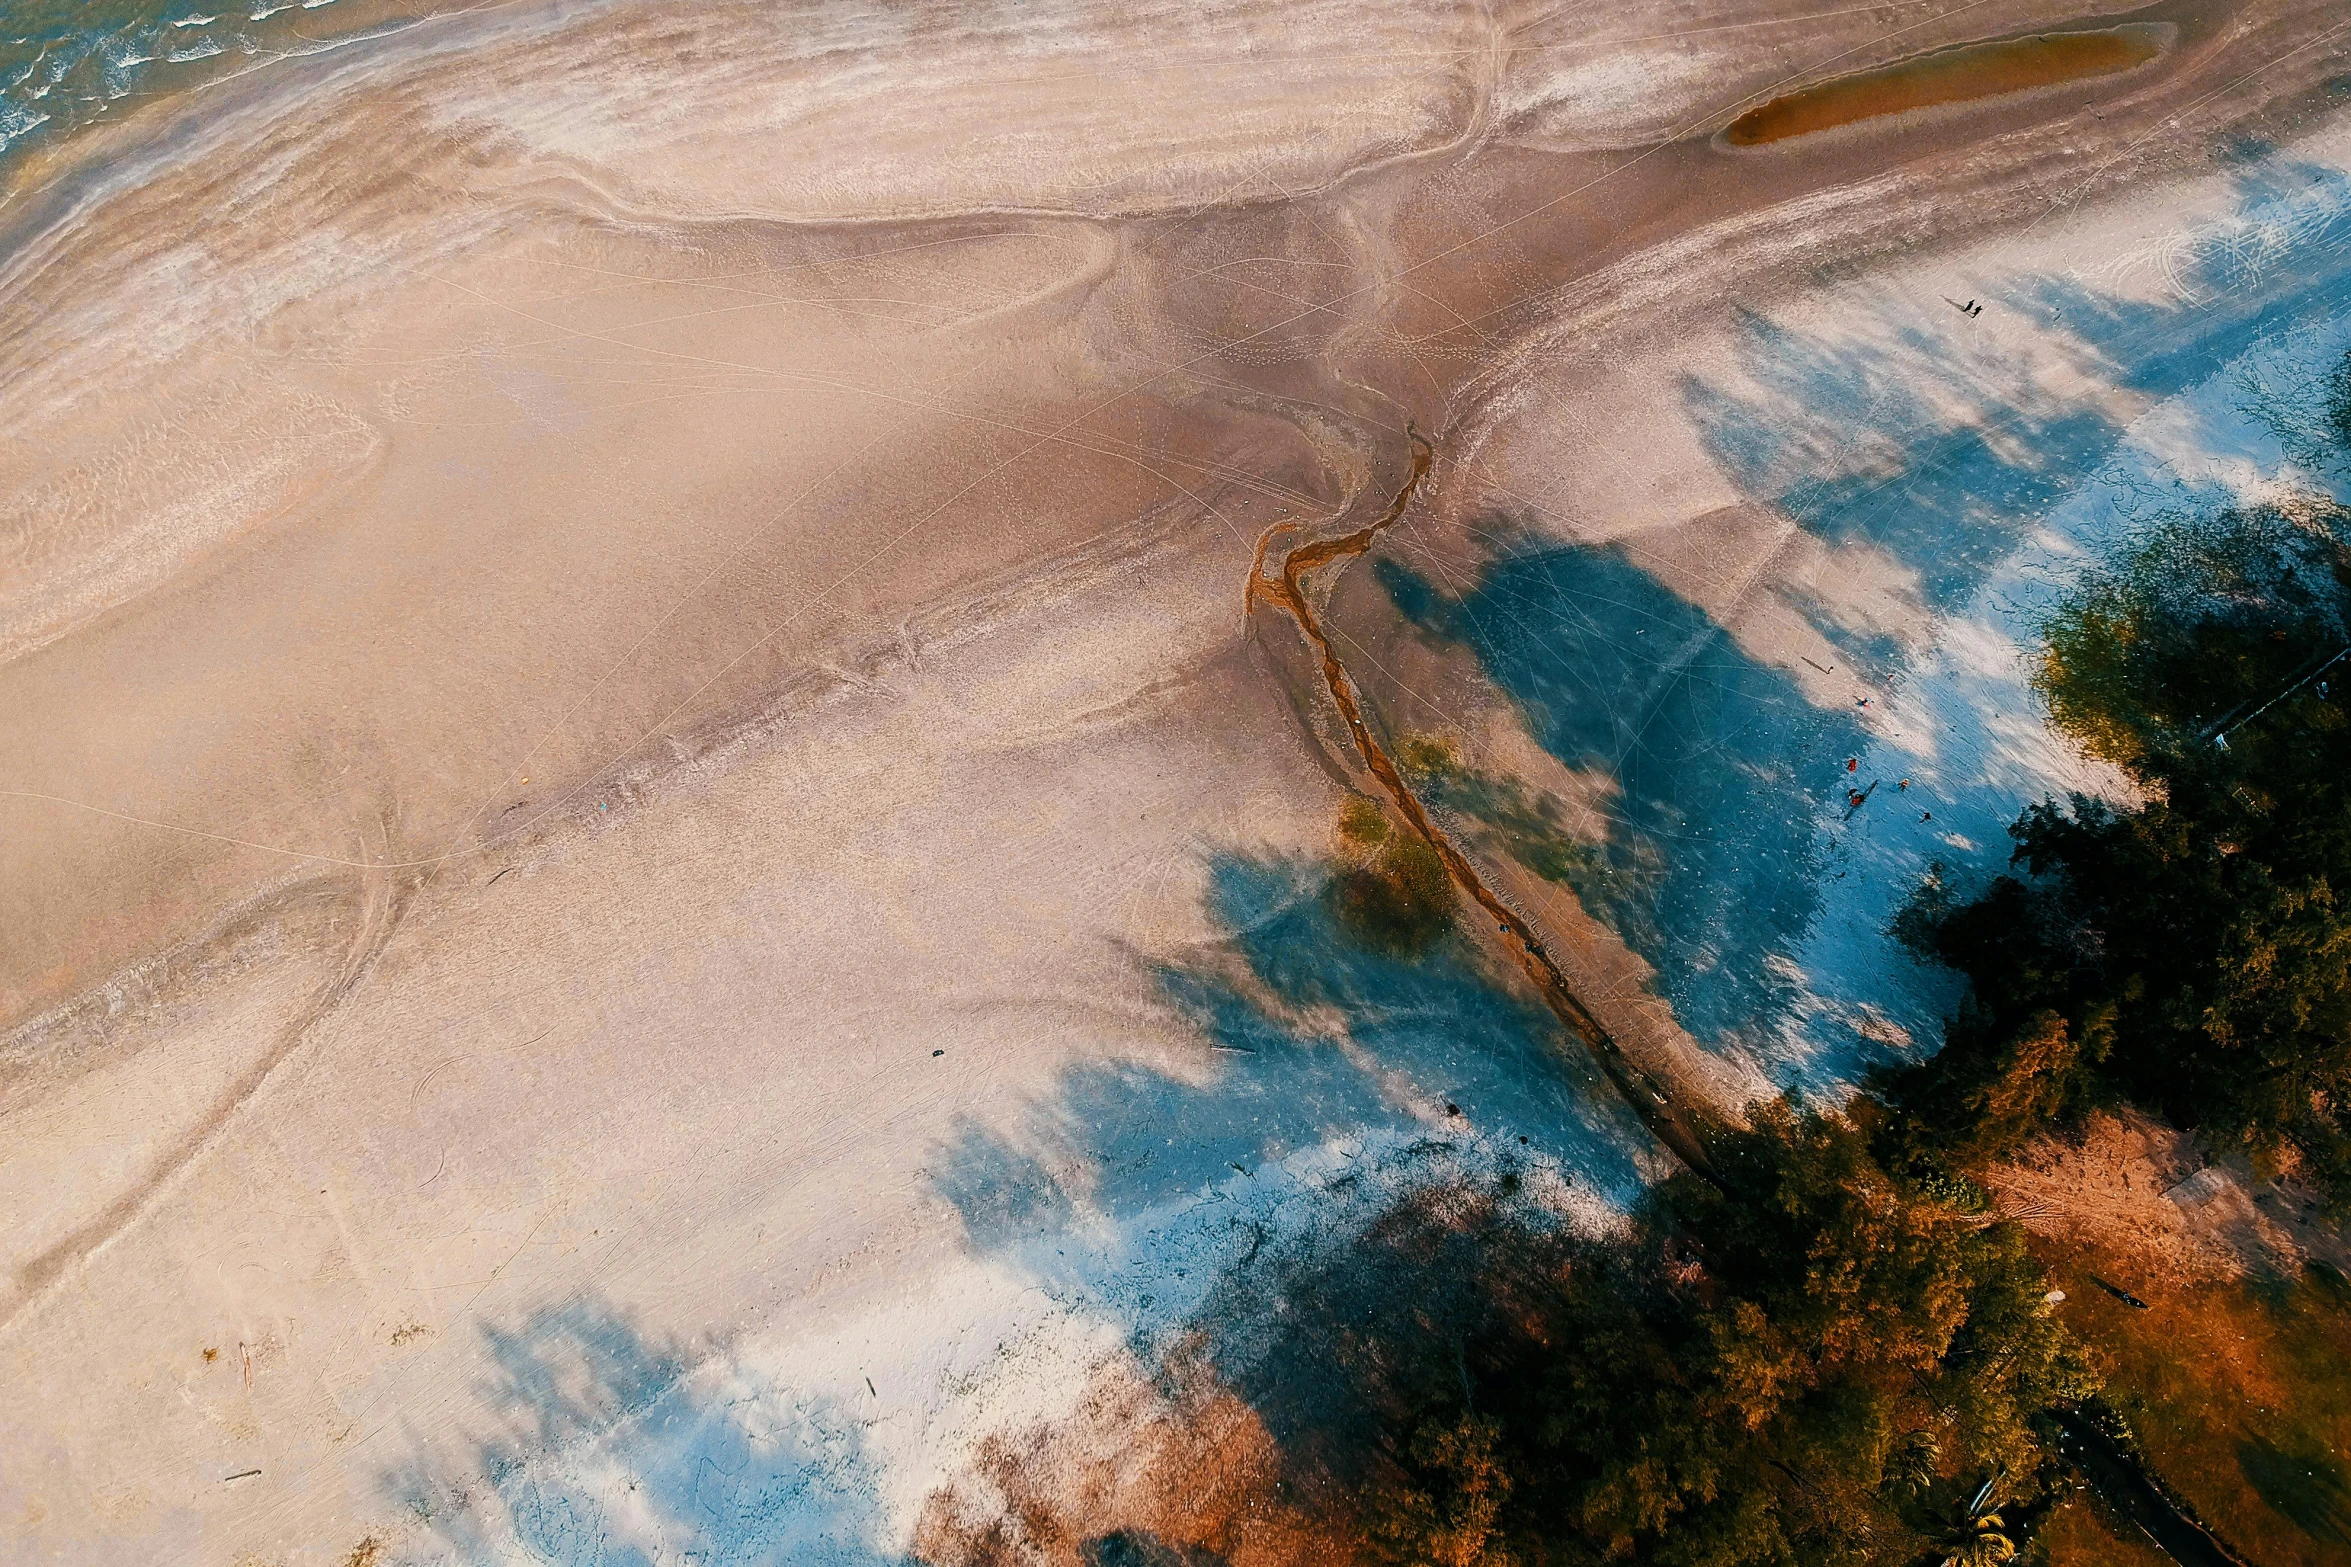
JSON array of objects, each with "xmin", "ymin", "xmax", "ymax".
[
  {"xmin": 1368, "ymin": 1413, "xmax": 1519, "ymax": 1567},
  {"xmin": 1368, "ymin": 1105, "xmax": 2099, "ymax": 1566},
  {"xmin": 1935, "ymin": 1506, "xmax": 2016, "ymax": 1567},
  {"xmin": 1889, "ymin": 499, "xmax": 2351, "ymax": 1198}
]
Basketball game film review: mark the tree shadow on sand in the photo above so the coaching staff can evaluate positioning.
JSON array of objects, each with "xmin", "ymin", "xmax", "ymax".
[
  {"xmin": 1689, "ymin": 160, "xmax": 2351, "ymax": 637},
  {"xmin": 924, "ymin": 849, "xmax": 1651, "ymax": 1453},
  {"xmin": 2237, "ymin": 1432, "xmax": 2351, "ymax": 1547},
  {"xmin": 384, "ymin": 1299, "xmax": 906, "ymax": 1567},
  {"xmin": 1363, "ymin": 158, "xmax": 2351, "ymax": 1074},
  {"xmin": 929, "ymin": 852, "xmax": 1652, "ymax": 1258},
  {"xmin": 383, "ymin": 852, "xmax": 1654, "ymax": 1567},
  {"xmin": 1377, "ymin": 545, "xmax": 1866, "ymax": 1054}
]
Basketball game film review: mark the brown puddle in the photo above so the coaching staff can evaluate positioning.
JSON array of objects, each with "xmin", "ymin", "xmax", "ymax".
[
  {"xmin": 1725, "ymin": 24, "xmax": 2168, "ymax": 146},
  {"xmin": 1250, "ymin": 432, "xmax": 1717, "ymax": 1179}
]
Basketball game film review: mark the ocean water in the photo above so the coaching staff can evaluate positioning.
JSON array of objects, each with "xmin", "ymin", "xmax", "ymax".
[{"xmin": 0, "ymin": 0, "xmax": 432, "ymax": 177}]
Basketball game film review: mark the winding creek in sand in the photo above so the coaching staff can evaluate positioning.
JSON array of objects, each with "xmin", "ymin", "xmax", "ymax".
[{"xmin": 1251, "ymin": 431, "xmax": 1717, "ymax": 1176}]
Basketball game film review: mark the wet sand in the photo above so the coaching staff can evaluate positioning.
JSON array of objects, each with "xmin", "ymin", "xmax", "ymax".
[
  {"xmin": 4, "ymin": 0, "xmax": 2350, "ymax": 1559},
  {"xmin": 1725, "ymin": 24, "xmax": 2170, "ymax": 145}
]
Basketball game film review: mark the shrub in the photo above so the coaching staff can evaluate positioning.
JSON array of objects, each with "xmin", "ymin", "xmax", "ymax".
[{"xmin": 1332, "ymin": 798, "xmax": 1456, "ymax": 957}]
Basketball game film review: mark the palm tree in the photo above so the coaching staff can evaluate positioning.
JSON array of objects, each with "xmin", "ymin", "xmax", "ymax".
[
  {"xmin": 1937, "ymin": 1472, "xmax": 2016, "ymax": 1567},
  {"xmin": 1938, "ymin": 1506, "xmax": 2016, "ymax": 1567}
]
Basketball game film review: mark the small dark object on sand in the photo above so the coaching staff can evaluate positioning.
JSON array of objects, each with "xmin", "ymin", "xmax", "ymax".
[
  {"xmin": 2090, "ymin": 1274, "xmax": 2151, "ymax": 1309},
  {"xmin": 932, "ymin": 1049, "xmax": 944, "ymax": 1057}
]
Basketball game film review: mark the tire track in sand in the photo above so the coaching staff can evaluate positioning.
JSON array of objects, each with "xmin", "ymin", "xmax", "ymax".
[{"xmin": 0, "ymin": 841, "xmax": 410, "ymax": 1335}]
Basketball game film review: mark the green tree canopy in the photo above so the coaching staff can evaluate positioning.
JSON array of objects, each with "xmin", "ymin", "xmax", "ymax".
[
  {"xmin": 1890, "ymin": 496, "xmax": 2351, "ymax": 1195},
  {"xmin": 1369, "ymin": 1106, "xmax": 2097, "ymax": 1567}
]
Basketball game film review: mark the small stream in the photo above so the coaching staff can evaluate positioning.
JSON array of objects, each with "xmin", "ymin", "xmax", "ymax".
[
  {"xmin": 2055, "ymin": 1411, "xmax": 2252, "ymax": 1567},
  {"xmin": 1249, "ymin": 428, "xmax": 1717, "ymax": 1180}
]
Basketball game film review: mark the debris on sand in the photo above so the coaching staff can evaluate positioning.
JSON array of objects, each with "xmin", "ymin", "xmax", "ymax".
[{"xmin": 2088, "ymin": 1274, "xmax": 2152, "ymax": 1310}]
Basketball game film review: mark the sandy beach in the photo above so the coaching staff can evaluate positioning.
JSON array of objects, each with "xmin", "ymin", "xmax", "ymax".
[{"xmin": 5, "ymin": 0, "xmax": 2351, "ymax": 1559}]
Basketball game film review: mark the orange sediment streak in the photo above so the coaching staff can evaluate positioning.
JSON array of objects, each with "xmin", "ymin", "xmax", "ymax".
[
  {"xmin": 1250, "ymin": 432, "xmax": 1715, "ymax": 1177},
  {"xmin": 1725, "ymin": 26, "xmax": 2164, "ymax": 146}
]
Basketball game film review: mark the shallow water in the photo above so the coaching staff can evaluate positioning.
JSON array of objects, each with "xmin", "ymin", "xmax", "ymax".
[
  {"xmin": 0, "ymin": 0, "xmax": 437, "ymax": 175},
  {"xmin": 1725, "ymin": 25, "xmax": 2166, "ymax": 145}
]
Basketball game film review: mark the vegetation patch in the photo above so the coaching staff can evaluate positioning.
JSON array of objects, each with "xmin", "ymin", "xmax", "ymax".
[
  {"xmin": 1855, "ymin": 355, "xmax": 2351, "ymax": 1561},
  {"xmin": 1400, "ymin": 736, "xmax": 1606, "ymax": 887},
  {"xmin": 1332, "ymin": 795, "xmax": 1457, "ymax": 957},
  {"xmin": 1396, "ymin": 734, "xmax": 1670, "ymax": 959},
  {"xmin": 1362, "ymin": 1103, "xmax": 2100, "ymax": 1567},
  {"xmin": 2031, "ymin": 500, "xmax": 2349, "ymax": 772},
  {"xmin": 1888, "ymin": 486, "xmax": 2351, "ymax": 1201}
]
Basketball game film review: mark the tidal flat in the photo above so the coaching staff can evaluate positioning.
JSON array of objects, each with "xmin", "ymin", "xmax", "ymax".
[{"xmin": 3, "ymin": 0, "xmax": 2349, "ymax": 1562}]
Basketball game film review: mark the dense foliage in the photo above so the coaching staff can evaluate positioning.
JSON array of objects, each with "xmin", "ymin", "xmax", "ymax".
[
  {"xmin": 1368, "ymin": 1106, "xmax": 2098, "ymax": 1567},
  {"xmin": 1886, "ymin": 495, "xmax": 2351, "ymax": 1196}
]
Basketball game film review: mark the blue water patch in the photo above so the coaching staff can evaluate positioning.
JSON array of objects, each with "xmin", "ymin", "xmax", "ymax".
[{"xmin": 0, "ymin": 0, "xmax": 393, "ymax": 175}]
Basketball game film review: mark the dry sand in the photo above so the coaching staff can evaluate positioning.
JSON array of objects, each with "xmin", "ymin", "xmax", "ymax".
[
  {"xmin": 1987, "ymin": 1111, "xmax": 2351, "ymax": 1286},
  {"xmin": 4, "ymin": 0, "xmax": 2350, "ymax": 1559}
]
